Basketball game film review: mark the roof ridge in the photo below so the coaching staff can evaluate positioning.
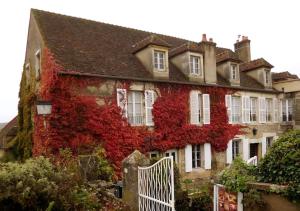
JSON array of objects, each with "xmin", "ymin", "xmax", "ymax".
[{"xmin": 31, "ymin": 8, "xmax": 192, "ymax": 44}]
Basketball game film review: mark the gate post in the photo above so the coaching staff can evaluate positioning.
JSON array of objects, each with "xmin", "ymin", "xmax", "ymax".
[{"xmin": 122, "ymin": 150, "xmax": 150, "ymax": 211}]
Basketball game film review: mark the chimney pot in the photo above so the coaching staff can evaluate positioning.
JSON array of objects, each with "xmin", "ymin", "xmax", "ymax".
[
  {"xmin": 202, "ymin": 34, "xmax": 207, "ymax": 42},
  {"xmin": 209, "ymin": 38, "xmax": 213, "ymax": 42}
]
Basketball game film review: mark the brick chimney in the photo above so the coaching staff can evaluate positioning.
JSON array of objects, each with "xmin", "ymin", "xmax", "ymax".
[{"xmin": 234, "ymin": 36, "xmax": 251, "ymax": 63}]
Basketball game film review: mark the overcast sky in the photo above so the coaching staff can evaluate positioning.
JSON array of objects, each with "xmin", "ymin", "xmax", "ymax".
[{"xmin": 0, "ymin": 0, "xmax": 299, "ymax": 122}]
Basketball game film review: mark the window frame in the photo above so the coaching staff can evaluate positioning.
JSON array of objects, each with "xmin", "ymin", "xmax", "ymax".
[
  {"xmin": 189, "ymin": 55, "xmax": 203, "ymax": 76},
  {"xmin": 282, "ymin": 99, "xmax": 293, "ymax": 122},
  {"xmin": 231, "ymin": 64, "xmax": 238, "ymax": 80},
  {"xmin": 165, "ymin": 149, "xmax": 178, "ymax": 163},
  {"xmin": 266, "ymin": 98, "xmax": 273, "ymax": 122},
  {"xmin": 266, "ymin": 137, "xmax": 273, "ymax": 150},
  {"xmin": 232, "ymin": 139, "xmax": 240, "ymax": 160},
  {"xmin": 232, "ymin": 96, "xmax": 241, "ymax": 123},
  {"xmin": 153, "ymin": 50, "xmax": 166, "ymax": 71},
  {"xmin": 250, "ymin": 97, "xmax": 257, "ymax": 122},
  {"xmin": 192, "ymin": 144, "xmax": 202, "ymax": 168},
  {"xmin": 127, "ymin": 91, "xmax": 143, "ymax": 126}
]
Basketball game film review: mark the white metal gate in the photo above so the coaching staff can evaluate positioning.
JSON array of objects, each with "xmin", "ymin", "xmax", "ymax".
[{"xmin": 138, "ymin": 157, "xmax": 175, "ymax": 211}]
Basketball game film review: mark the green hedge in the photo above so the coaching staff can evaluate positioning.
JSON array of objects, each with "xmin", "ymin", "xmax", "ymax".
[
  {"xmin": 257, "ymin": 130, "xmax": 300, "ymax": 202},
  {"xmin": 0, "ymin": 157, "xmax": 100, "ymax": 210}
]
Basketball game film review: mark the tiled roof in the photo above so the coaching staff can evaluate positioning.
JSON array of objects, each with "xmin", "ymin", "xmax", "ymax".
[
  {"xmin": 169, "ymin": 42, "xmax": 203, "ymax": 57},
  {"xmin": 0, "ymin": 116, "xmax": 18, "ymax": 140},
  {"xmin": 216, "ymin": 48, "xmax": 241, "ymax": 63},
  {"xmin": 32, "ymin": 9, "xmax": 276, "ymax": 92},
  {"xmin": 132, "ymin": 34, "xmax": 171, "ymax": 53},
  {"xmin": 272, "ymin": 71, "xmax": 299, "ymax": 82},
  {"xmin": 240, "ymin": 58, "xmax": 274, "ymax": 72}
]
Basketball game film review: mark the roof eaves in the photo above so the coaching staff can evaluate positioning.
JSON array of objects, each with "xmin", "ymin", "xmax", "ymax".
[{"xmin": 58, "ymin": 71, "xmax": 280, "ymax": 94}]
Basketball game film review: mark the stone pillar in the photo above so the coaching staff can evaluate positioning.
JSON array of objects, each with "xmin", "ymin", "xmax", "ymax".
[{"xmin": 122, "ymin": 150, "xmax": 150, "ymax": 211}]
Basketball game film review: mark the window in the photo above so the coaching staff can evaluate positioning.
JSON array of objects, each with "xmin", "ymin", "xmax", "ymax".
[
  {"xmin": 265, "ymin": 69, "xmax": 270, "ymax": 84},
  {"xmin": 231, "ymin": 64, "xmax": 238, "ymax": 80},
  {"xmin": 197, "ymin": 94, "xmax": 202, "ymax": 123},
  {"xmin": 150, "ymin": 151, "xmax": 159, "ymax": 159},
  {"xmin": 154, "ymin": 50, "xmax": 165, "ymax": 70},
  {"xmin": 165, "ymin": 150, "xmax": 177, "ymax": 163},
  {"xmin": 266, "ymin": 98, "xmax": 273, "ymax": 122},
  {"xmin": 35, "ymin": 50, "xmax": 41, "ymax": 80},
  {"xmin": 232, "ymin": 139, "xmax": 240, "ymax": 160},
  {"xmin": 232, "ymin": 97, "xmax": 241, "ymax": 123},
  {"xmin": 190, "ymin": 55, "xmax": 202, "ymax": 75},
  {"xmin": 266, "ymin": 137, "xmax": 273, "ymax": 150},
  {"xmin": 190, "ymin": 92, "xmax": 210, "ymax": 125},
  {"xmin": 282, "ymin": 99, "xmax": 293, "ymax": 122},
  {"xmin": 250, "ymin": 97, "xmax": 257, "ymax": 122},
  {"xmin": 192, "ymin": 145, "xmax": 201, "ymax": 168},
  {"xmin": 128, "ymin": 91, "xmax": 143, "ymax": 125}
]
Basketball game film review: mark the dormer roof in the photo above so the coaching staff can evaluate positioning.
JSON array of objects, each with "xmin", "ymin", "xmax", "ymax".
[
  {"xmin": 132, "ymin": 34, "xmax": 172, "ymax": 53},
  {"xmin": 169, "ymin": 42, "xmax": 203, "ymax": 57},
  {"xmin": 240, "ymin": 58, "xmax": 273, "ymax": 72},
  {"xmin": 216, "ymin": 48, "xmax": 242, "ymax": 63}
]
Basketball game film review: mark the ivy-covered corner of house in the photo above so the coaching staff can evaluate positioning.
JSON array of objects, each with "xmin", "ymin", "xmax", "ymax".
[{"xmin": 7, "ymin": 63, "xmax": 37, "ymax": 161}]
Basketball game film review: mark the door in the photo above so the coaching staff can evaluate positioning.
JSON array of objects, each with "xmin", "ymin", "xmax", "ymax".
[{"xmin": 249, "ymin": 143, "xmax": 258, "ymax": 158}]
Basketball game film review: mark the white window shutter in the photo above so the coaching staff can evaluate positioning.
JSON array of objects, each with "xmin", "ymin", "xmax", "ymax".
[
  {"xmin": 185, "ymin": 144, "xmax": 192, "ymax": 172},
  {"xmin": 242, "ymin": 96, "xmax": 246, "ymax": 123},
  {"xmin": 204, "ymin": 143, "xmax": 211, "ymax": 169},
  {"xmin": 242, "ymin": 139, "xmax": 249, "ymax": 161},
  {"xmin": 273, "ymin": 98, "xmax": 278, "ymax": 122},
  {"xmin": 225, "ymin": 95, "xmax": 232, "ymax": 123},
  {"xmin": 259, "ymin": 97, "xmax": 266, "ymax": 123},
  {"xmin": 145, "ymin": 90, "xmax": 155, "ymax": 126},
  {"xmin": 117, "ymin": 88, "xmax": 127, "ymax": 117},
  {"xmin": 279, "ymin": 99, "xmax": 283, "ymax": 122},
  {"xmin": 245, "ymin": 96, "xmax": 250, "ymax": 123},
  {"xmin": 190, "ymin": 91, "xmax": 200, "ymax": 124},
  {"xmin": 203, "ymin": 94, "xmax": 210, "ymax": 124},
  {"xmin": 262, "ymin": 137, "xmax": 267, "ymax": 157},
  {"xmin": 226, "ymin": 140, "xmax": 233, "ymax": 164}
]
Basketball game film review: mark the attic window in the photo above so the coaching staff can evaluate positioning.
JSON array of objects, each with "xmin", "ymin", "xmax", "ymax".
[
  {"xmin": 265, "ymin": 69, "xmax": 270, "ymax": 84},
  {"xmin": 35, "ymin": 50, "xmax": 41, "ymax": 80},
  {"xmin": 231, "ymin": 64, "xmax": 238, "ymax": 80},
  {"xmin": 153, "ymin": 50, "xmax": 165, "ymax": 70},
  {"xmin": 190, "ymin": 55, "xmax": 202, "ymax": 75}
]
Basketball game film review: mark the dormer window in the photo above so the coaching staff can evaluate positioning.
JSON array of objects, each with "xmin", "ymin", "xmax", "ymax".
[
  {"xmin": 265, "ymin": 69, "xmax": 270, "ymax": 84},
  {"xmin": 154, "ymin": 50, "xmax": 166, "ymax": 70},
  {"xmin": 190, "ymin": 55, "xmax": 202, "ymax": 76},
  {"xmin": 231, "ymin": 64, "xmax": 238, "ymax": 80}
]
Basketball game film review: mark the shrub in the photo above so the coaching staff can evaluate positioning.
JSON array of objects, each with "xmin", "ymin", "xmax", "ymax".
[
  {"xmin": 0, "ymin": 157, "xmax": 100, "ymax": 210},
  {"xmin": 257, "ymin": 130, "xmax": 300, "ymax": 202},
  {"xmin": 219, "ymin": 157, "xmax": 256, "ymax": 193}
]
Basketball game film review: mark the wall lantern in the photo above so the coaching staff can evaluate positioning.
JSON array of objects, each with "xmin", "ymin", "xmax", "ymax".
[
  {"xmin": 252, "ymin": 127, "xmax": 257, "ymax": 136},
  {"xmin": 36, "ymin": 100, "xmax": 52, "ymax": 128}
]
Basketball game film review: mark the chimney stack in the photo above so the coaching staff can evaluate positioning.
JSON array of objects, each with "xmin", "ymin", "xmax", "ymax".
[
  {"xmin": 202, "ymin": 34, "xmax": 207, "ymax": 42},
  {"xmin": 200, "ymin": 34, "xmax": 217, "ymax": 84},
  {"xmin": 234, "ymin": 35, "xmax": 251, "ymax": 63}
]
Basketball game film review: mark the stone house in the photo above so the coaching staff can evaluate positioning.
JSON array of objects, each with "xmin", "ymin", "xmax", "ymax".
[
  {"xmin": 273, "ymin": 71, "xmax": 300, "ymax": 130},
  {"xmin": 21, "ymin": 9, "xmax": 289, "ymax": 181}
]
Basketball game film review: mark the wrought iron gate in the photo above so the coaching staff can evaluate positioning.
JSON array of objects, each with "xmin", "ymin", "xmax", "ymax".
[{"xmin": 138, "ymin": 157, "xmax": 175, "ymax": 211}]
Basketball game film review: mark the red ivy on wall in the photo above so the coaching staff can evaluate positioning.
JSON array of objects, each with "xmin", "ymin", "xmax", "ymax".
[{"xmin": 33, "ymin": 48, "xmax": 243, "ymax": 176}]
